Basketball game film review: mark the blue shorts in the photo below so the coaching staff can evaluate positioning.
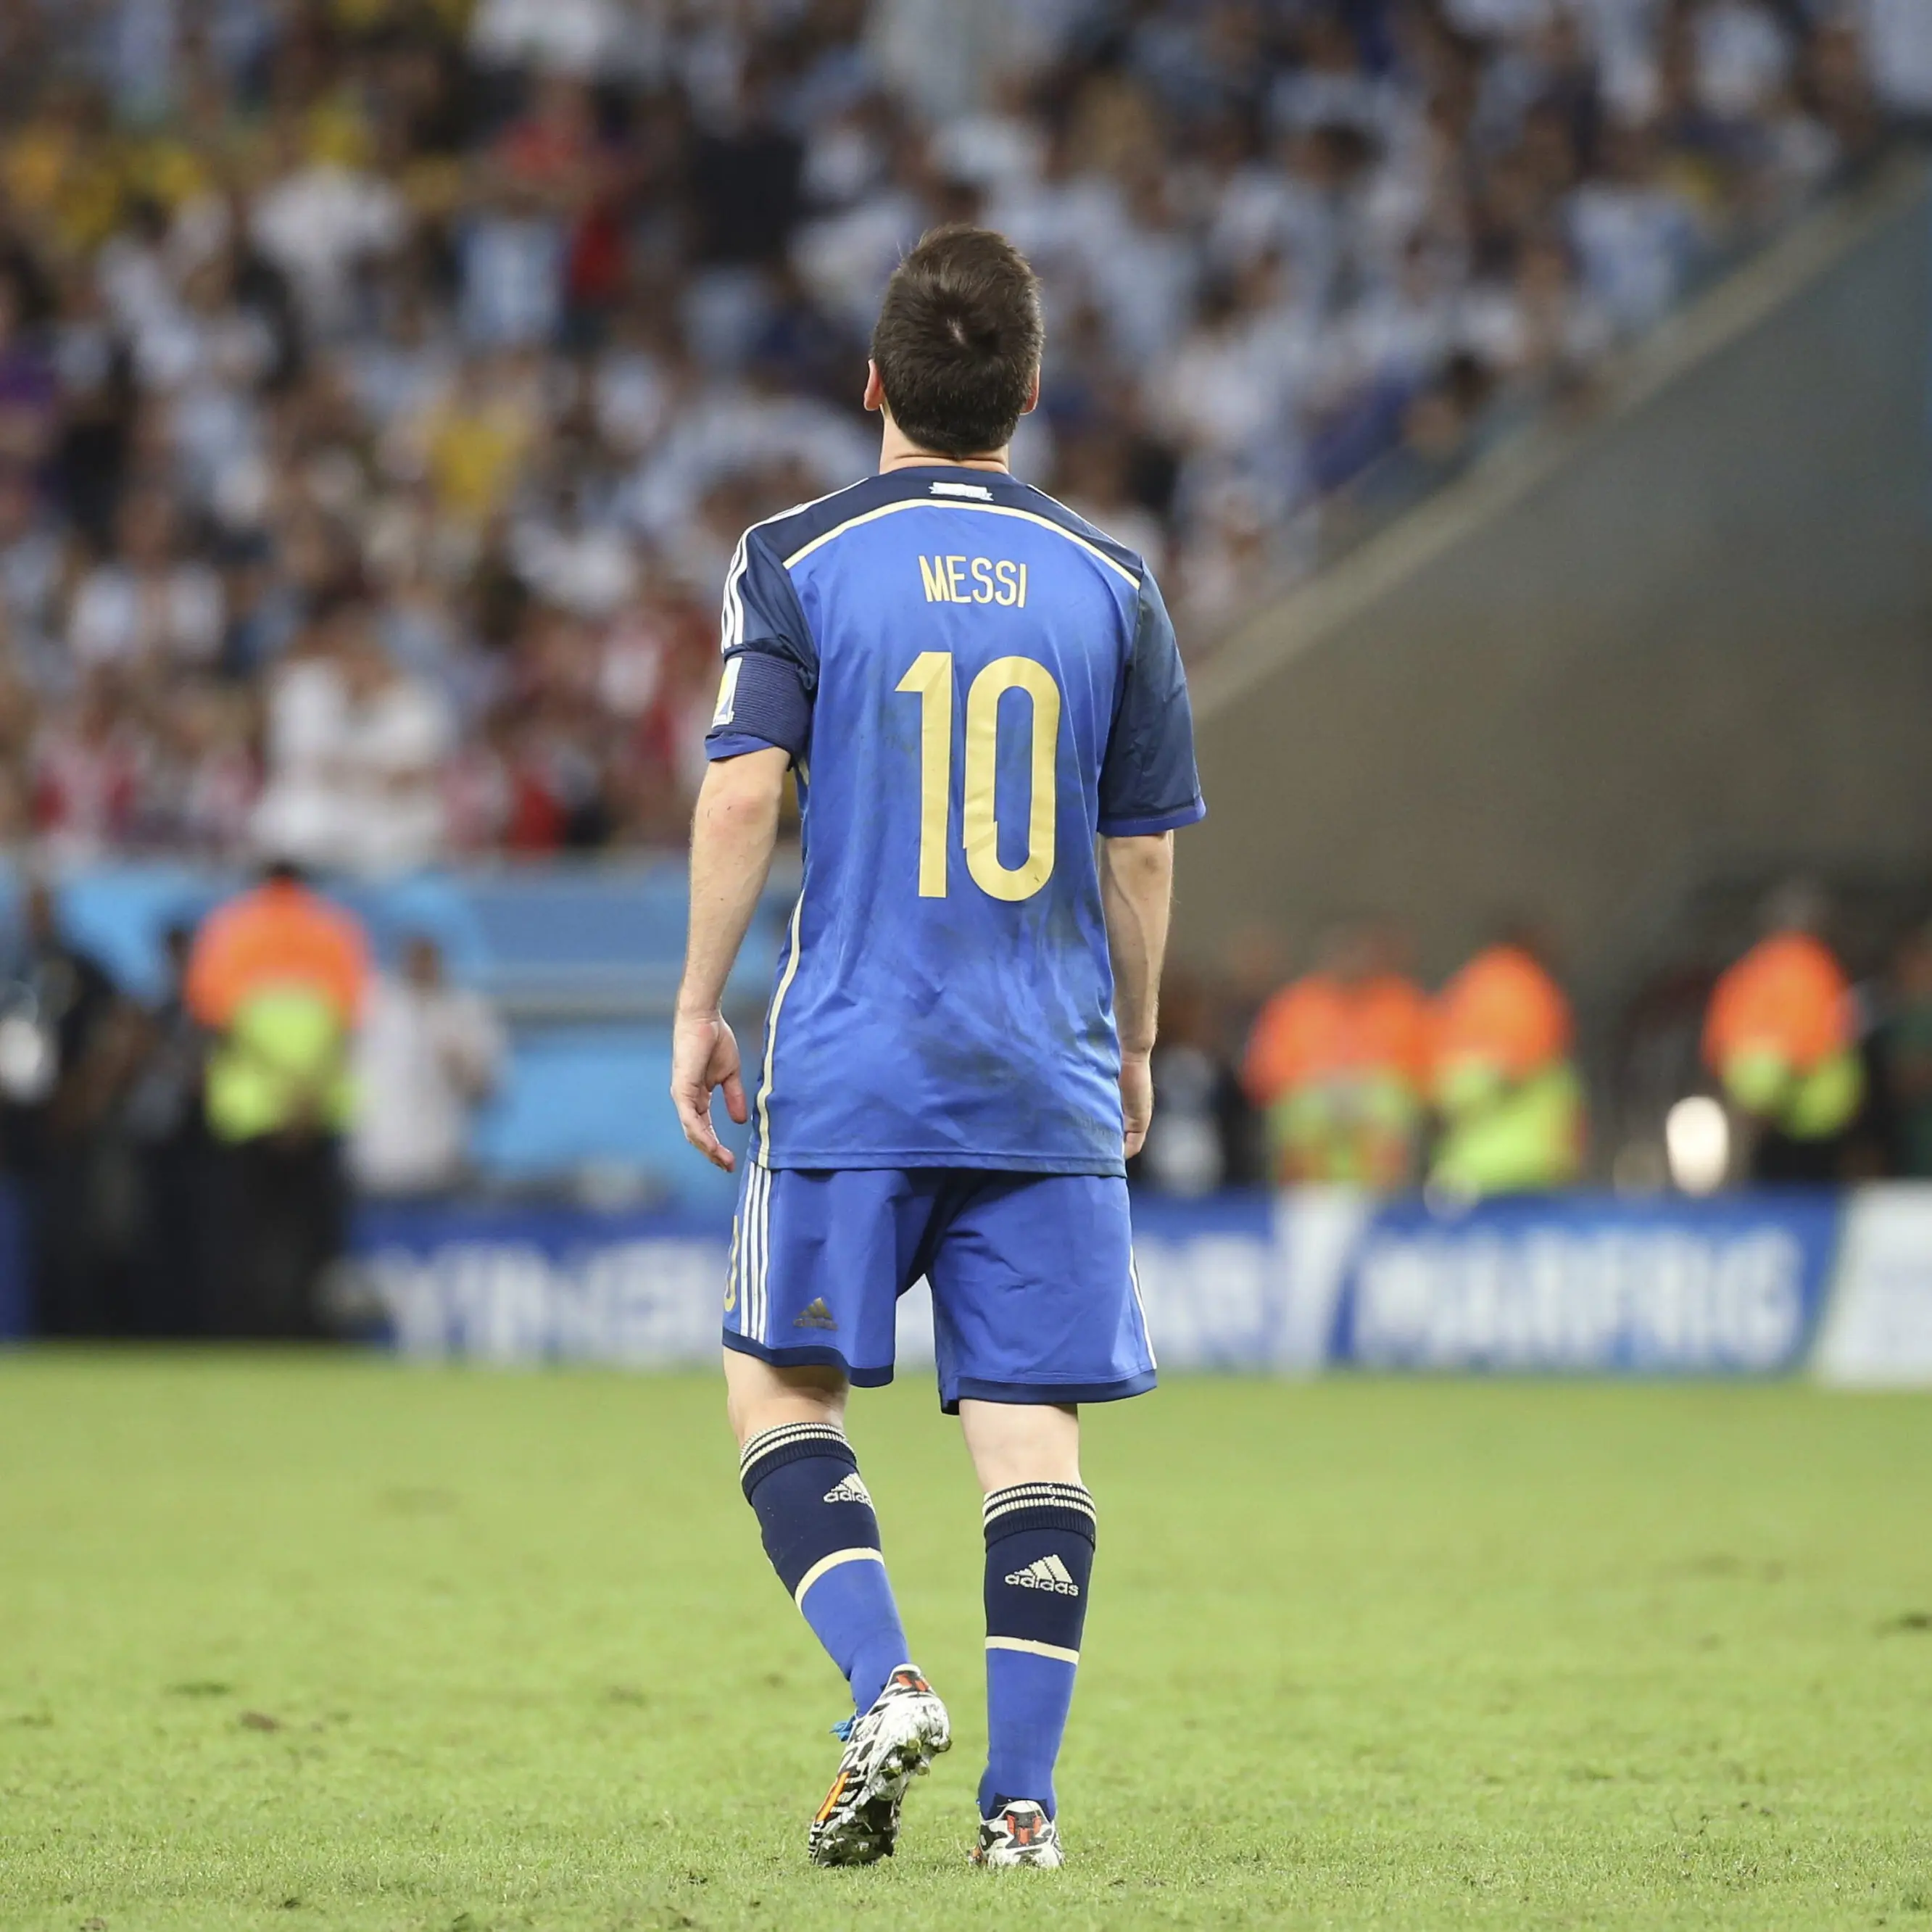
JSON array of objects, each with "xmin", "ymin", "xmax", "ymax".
[{"xmin": 721, "ymin": 1165, "xmax": 1156, "ymax": 1411}]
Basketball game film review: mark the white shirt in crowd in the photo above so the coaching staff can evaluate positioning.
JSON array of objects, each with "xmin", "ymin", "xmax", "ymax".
[
  {"xmin": 68, "ymin": 561, "xmax": 225, "ymax": 668},
  {"xmin": 350, "ymin": 974, "xmax": 506, "ymax": 1197},
  {"xmin": 252, "ymin": 653, "xmax": 455, "ymax": 875},
  {"xmin": 251, "ymin": 163, "xmax": 405, "ymax": 340}
]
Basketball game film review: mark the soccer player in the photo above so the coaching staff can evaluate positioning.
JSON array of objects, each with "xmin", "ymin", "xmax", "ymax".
[{"xmin": 670, "ymin": 225, "xmax": 1204, "ymax": 1870}]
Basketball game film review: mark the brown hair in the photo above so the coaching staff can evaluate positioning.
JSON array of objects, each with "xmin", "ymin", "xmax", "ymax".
[{"xmin": 871, "ymin": 225, "xmax": 1044, "ymax": 460}]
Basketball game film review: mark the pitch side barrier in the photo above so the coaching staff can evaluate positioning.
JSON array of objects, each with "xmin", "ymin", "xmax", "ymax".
[{"xmin": 339, "ymin": 1187, "xmax": 1932, "ymax": 1386}]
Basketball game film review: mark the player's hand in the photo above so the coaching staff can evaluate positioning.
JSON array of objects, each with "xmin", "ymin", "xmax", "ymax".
[
  {"xmin": 1120, "ymin": 1048, "xmax": 1154, "ymax": 1160},
  {"xmin": 671, "ymin": 1007, "xmax": 747, "ymax": 1172}
]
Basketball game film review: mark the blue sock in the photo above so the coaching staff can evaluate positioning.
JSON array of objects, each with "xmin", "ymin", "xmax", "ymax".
[
  {"xmin": 740, "ymin": 1422, "xmax": 911, "ymax": 1716},
  {"xmin": 979, "ymin": 1481, "xmax": 1096, "ymax": 1819}
]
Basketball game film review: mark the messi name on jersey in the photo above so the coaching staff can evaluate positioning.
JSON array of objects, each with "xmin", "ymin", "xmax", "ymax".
[
  {"xmin": 703, "ymin": 466, "xmax": 1206, "ymax": 1178},
  {"xmin": 917, "ymin": 554, "xmax": 1029, "ymax": 608}
]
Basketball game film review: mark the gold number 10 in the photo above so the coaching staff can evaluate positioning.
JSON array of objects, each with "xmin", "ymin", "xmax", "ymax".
[{"xmin": 896, "ymin": 652, "xmax": 1061, "ymax": 903}]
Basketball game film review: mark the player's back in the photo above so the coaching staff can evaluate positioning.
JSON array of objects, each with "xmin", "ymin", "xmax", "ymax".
[{"xmin": 710, "ymin": 464, "xmax": 1203, "ymax": 1177}]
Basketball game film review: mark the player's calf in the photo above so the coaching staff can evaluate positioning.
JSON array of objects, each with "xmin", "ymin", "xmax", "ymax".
[
  {"xmin": 977, "ymin": 1480, "xmax": 1095, "ymax": 1857},
  {"xmin": 739, "ymin": 1422, "xmax": 912, "ymax": 1719}
]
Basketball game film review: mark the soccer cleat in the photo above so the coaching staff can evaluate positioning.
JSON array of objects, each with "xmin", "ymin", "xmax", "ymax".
[
  {"xmin": 806, "ymin": 1665, "xmax": 952, "ymax": 1867},
  {"xmin": 970, "ymin": 1799, "xmax": 1064, "ymax": 1869}
]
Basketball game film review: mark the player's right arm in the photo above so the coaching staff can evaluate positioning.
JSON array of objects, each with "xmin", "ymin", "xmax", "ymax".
[
  {"xmin": 672, "ymin": 745, "xmax": 789, "ymax": 1172},
  {"xmin": 674, "ymin": 524, "xmax": 820, "ymax": 1170},
  {"xmin": 1100, "ymin": 832, "xmax": 1176, "ymax": 1159}
]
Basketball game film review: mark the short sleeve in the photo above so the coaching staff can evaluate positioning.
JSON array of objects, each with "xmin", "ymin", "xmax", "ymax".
[
  {"xmin": 1098, "ymin": 570, "xmax": 1206, "ymax": 836},
  {"xmin": 706, "ymin": 526, "xmax": 818, "ymax": 763}
]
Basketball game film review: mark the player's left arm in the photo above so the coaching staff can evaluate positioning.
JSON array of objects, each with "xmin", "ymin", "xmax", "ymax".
[
  {"xmin": 1095, "ymin": 568, "xmax": 1206, "ymax": 1158},
  {"xmin": 672, "ymin": 747, "xmax": 789, "ymax": 1172},
  {"xmin": 1100, "ymin": 832, "xmax": 1176, "ymax": 1159}
]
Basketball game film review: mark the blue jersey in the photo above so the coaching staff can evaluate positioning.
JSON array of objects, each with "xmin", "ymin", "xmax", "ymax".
[{"xmin": 705, "ymin": 464, "xmax": 1205, "ymax": 1177}]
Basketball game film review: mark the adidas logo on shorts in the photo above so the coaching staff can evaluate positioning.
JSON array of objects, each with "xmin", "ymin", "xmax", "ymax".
[
  {"xmin": 823, "ymin": 1472, "xmax": 871, "ymax": 1505},
  {"xmin": 1005, "ymin": 1553, "xmax": 1080, "ymax": 1596}
]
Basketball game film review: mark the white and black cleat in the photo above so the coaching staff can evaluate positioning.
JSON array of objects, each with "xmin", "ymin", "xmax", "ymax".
[
  {"xmin": 807, "ymin": 1665, "xmax": 952, "ymax": 1867},
  {"xmin": 970, "ymin": 1799, "xmax": 1064, "ymax": 1868}
]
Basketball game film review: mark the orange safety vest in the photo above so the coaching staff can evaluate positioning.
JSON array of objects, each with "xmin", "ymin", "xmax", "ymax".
[
  {"xmin": 1702, "ymin": 932, "xmax": 1850, "ymax": 1078},
  {"xmin": 1433, "ymin": 945, "xmax": 1572, "ymax": 1087},
  {"xmin": 186, "ymin": 880, "xmax": 369, "ymax": 1032},
  {"xmin": 1243, "ymin": 971, "xmax": 1433, "ymax": 1108}
]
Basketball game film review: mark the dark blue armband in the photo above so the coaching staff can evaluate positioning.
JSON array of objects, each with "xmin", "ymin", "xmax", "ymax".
[{"xmin": 705, "ymin": 648, "xmax": 812, "ymax": 763}]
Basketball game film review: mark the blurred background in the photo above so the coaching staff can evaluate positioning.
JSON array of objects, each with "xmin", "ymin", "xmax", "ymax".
[{"xmin": 0, "ymin": 0, "xmax": 1926, "ymax": 1372}]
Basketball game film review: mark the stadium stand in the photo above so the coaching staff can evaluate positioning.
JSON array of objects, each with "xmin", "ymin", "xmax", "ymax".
[{"xmin": 0, "ymin": 0, "xmax": 1910, "ymax": 871}]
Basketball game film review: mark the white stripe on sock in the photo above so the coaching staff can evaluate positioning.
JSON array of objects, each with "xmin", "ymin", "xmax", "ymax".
[
  {"xmin": 986, "ymin": 1635, "xmax": 1080, "ymax": 1664},
  {"xmin": 739, "ymin": 1421, "xmax": 845, "ymax": 1475},
  {"xmin": 793, "ymin": 1546, "xmax": 885, "ymax": 1609},
  {"xmin": 982, "ymin": 1485, "xmax": 1096, "ymax": 1528}
]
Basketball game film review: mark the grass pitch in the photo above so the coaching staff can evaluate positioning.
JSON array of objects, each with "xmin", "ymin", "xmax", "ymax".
[{"xmin": 0, "ymin": 1356, "xmax": 1928, "ymax": 1931}]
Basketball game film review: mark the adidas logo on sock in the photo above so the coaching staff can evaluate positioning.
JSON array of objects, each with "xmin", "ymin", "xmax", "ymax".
[
  {"xmin": 1005, "ymin": 1554, "xmax": 1080, "ymax": 1596},
  {"xmin": 793, "ymin": 1298, "xmax": 837, "ymax": 1330},
  {"xmin": 823, "ymin": 1472, "xmax": 871, "ymax": 1505}
]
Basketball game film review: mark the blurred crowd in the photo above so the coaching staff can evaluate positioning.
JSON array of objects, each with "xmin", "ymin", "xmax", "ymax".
[
  {"xmin": 0, "ymin": 864, "xmax": 501, "ymax": 1336},
  {"xmin": 1132, "ymin": 887, "xmax": 1932, "ymax": 1201},
  {"xmin": 0, "ymin": 0, "xmax": 1920, "ymax": 872},
  {"xmin": 11, "ymin": 863, "xmax": 1932, "ymax": 1333}
]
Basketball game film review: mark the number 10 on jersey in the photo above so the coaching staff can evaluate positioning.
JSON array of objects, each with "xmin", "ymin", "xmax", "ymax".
[{"xmin": 897, "ymin": 652, "xmax": 1061, "ymax": 903}]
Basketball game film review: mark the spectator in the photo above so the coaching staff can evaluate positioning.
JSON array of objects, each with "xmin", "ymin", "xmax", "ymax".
[
  {"xmin": 0, "ymin": 876, "xmax": 144, "ymax": 1333},
  {"xmin": 253, "ymin": 601, "xmax": 455, "ymax": 876},
  {"xmin": 1131, "ymin": 970, "xmax": 1259, "ymax": 1198},
  {"xmin": 0, "ymin": 272, "xmax": 58, "ymax": 468},
  {"xmin": 31, "ymin": 669, "xmax": 144, "ymax": 861},
  {"xmin": 67, "ymin": 488, "xmax": 225, "ymax": 671},
  {"xmin": 1242, "ymin": 921, "xmax": 1432, "ymax": 1189},
  {"xmin": 350, "ymin": 934, "xmax": 505, "ymax": 1200},
  {"xmin": 1876, "ymin": 922, "xmax": 1932, "ymax": 1179},
  {"xmin": 1702, "ymin": 882, "xmax": 1865, "ymax": 1183},
  {"xmin": 249, "ymin": 125, "xmax": 406, "ymax": 343},
  {"xmin": 459, "ymin": 180, "xmax": 567, "ymax": 350},
  {"xmin": 185, "ymin": 861, "xmax": 369, "ymax": 1337},
  {"xmin": 0, "ymin": 460, "xmax": 62, "ymax": 670},
  {"xmin": 1429, "ymin": 931, "xmax": 1585, "ymax": 1198},
  {"xmin": 121, "ymin": 921, "xmax": 210, "ymax": 1336}
]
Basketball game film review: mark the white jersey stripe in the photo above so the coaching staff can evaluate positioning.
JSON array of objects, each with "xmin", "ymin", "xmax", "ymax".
[
  {"xmin": 719, "ymin": 533, "xmax": 748, "ymax": 651},
  {"xmin": 755, "ymin": 890, "xmax": 807, "ymax": 1161},
  {"xmin": 1128, "ymin": 1251, "xmax": 1155, "ymax": 1369},
  {"xmin": 762, "ymin": 1161, "xmax": 776, "ymax": 1342},
  {"xmin": 742, "ymin": 1164, "xmax": 758, "ymax": 1341},
  {"xmin": 721, "ymin": 486, "xmax": 850, "ymax": 655},
  {"xmin": 739, "ymin": 1163, "xmax": 759, "ymax": 1343},
  {"xmin": 757, "ymin": 1160, "xmax": 774, "ymax": 1342},
  {"xmin": 750, "ymin": 1162, "xmax": 769, "ymax": 1343}
]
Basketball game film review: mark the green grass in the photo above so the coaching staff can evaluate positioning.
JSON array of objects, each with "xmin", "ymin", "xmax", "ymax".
[{"xmin": 1, "ymin": 1359, "xmax": 1929, "ymax": 1930}]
